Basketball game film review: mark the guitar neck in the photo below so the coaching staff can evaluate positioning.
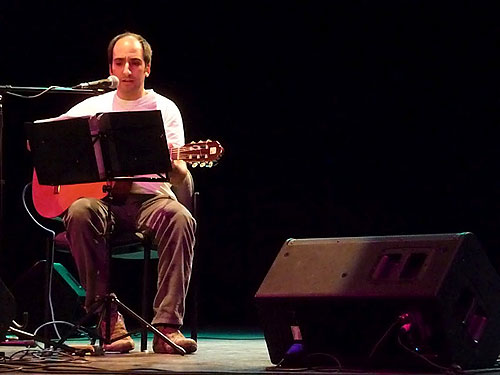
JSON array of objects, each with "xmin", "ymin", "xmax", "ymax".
[
  {"xmin": 171, "ymin": 147, "xmax": 182, "ymax": 161},
  {"xmin": 171, "ymin": 140, "xmax": 223, "ymax": 167}
]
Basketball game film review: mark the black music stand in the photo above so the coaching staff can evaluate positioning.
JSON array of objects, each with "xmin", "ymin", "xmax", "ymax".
[
  {"xmin": 26, "ymin": 110, "xmax": 185, "ymax": 354},
  {"xmin": 26, "ymin": 110, "xmax": 172, "ymax": 185},
  {"xmin": 26, "ymin": 115, "xmax": 101, "ymax": 185}
]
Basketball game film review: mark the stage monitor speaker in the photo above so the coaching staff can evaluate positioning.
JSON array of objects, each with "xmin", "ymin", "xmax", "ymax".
[
  {"xmin": 0, "ymin": 277, "xmax": 15, "ymax": 341},
  {"xmin": 255, "ymin": 232, "xmax": 500, "ymax": 370},
  {"xmin": 11, "ymin": 260, "xmax": 85, "ymax": 338}
]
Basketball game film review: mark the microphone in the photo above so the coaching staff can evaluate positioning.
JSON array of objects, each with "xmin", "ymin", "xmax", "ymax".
[{"xmin": 73, "ymin": 75, "xmax": 119, "ymax": 89}]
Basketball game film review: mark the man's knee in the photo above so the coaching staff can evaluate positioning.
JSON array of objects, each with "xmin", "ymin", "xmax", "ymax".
[
  {"xmin": 154, "ymin": 200, "xmax": 196, "ymax": 232},
  {"xmin": 65, "ymin": 198, "xmax": 104, "ymax": 224},
  {"xmin": 169, "ymin": 203, "xmax": 196, "ymax": 228}
]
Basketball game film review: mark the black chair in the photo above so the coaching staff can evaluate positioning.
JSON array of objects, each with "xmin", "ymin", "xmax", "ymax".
[{"xmin": 23, "ymin": 173, "xmax": 199, "ymax": 351}]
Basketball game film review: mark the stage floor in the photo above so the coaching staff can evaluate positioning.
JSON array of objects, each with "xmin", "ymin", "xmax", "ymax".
[
  {"xmin": 0, "ymin": 328, "xmax": 273, "ymax": 375},
  {"xmin": 0, "ymin": 328, "xmax": 498, "ymax": 375}
]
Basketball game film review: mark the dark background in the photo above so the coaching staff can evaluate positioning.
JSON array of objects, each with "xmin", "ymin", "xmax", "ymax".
[{"xmin": 1, "ymin": 1, "xmax": 500, "ymax": 328}]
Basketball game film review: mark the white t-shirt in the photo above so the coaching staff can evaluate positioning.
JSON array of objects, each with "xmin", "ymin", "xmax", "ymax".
[{"xmin": 65, "ymin": 89, "xmax": 185, "ymax": 197}]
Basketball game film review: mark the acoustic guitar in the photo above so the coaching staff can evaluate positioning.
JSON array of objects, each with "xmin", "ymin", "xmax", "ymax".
[{"xmin": 32, "ymin": 140, "xmax": 223, "ymax": 218}]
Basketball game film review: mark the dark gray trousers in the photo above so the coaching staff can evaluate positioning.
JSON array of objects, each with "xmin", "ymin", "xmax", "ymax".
[{"xmin": 63, "ymin": 194, "xmax": 196, "ymax": 325}]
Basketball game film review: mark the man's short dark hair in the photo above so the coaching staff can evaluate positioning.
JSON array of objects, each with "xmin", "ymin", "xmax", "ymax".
[{"xmin": 107, "ymin": 32, "xmax": 152, "ymax": 66}]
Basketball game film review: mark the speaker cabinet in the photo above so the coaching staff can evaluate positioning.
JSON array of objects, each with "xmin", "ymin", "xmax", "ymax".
[{"xmin": 255, "ymin": 232, "xmax": 500, "ymax": 370}]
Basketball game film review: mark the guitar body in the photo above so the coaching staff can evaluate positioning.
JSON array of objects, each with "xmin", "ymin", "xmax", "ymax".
[
  {"xmin": 31, "ymin": 140, "xmax": 224, "ymax": 218},
  {"xmin": 32, "ymin": 171, "xmax": 107, "ymax": 218}
]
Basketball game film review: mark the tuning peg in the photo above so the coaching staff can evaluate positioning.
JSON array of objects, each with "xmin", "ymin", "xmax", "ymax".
[
  {"xmin": 192, "ymin": 162, "xmax": 198, "ymax": 168},
  {"xmin": 208, "ymin": 162, "xmax": 213, "ymax": 168},
  {"xmin": 207, "ymin": 139, "xmax": 212, "ymax": 142},
  {"xmin": 190, "ymin": 141, "xmax": 195, "ymax": 144},
  {"xmin": 200, "ymin": 162, "xmax": 206, "ymax": 167}
]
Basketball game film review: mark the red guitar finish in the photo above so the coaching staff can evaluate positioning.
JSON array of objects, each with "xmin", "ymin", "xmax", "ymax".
[{"xmin": 32, "ymin": 140, "xmax": 223, "ymax": 218}]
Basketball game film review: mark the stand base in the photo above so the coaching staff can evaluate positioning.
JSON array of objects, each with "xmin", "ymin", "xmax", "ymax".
[
  {"xmin": 6, "ymin": 325, "xmax": 91, "ymax": 356},
  {"xmin": 54, "ymin": 292, "xmax": 186, "ymax": 355}
]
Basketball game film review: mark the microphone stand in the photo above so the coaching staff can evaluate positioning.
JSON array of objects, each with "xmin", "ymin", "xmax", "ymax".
[
  {"xmin": 0, "ymin": 85, "xmax": 99, "ymax": 345},
  {"xmin": 0, "ymin": 84, "xmax": 100, "ymax": 241}
]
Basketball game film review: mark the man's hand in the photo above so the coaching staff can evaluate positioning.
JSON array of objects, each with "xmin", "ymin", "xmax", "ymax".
[{"xmin": 169, "ymin": 160, "xmax": 189, "ymax": 186}]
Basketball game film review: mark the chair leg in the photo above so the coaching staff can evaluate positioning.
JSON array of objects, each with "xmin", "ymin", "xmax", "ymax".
[
  {"xmin": 190, "ymin": 191, "xmax": 200, "ymax": 341},
  {"xmin": 43, "ymin": 236, "xmax": 54, "ymax": 345},
  {"xmin": 189, "ymin": 277, "xmax": 198, "ymax": 342},
  {"xmin": 141, "ymin": 241, "xmax": 151, "ymax": 351}
]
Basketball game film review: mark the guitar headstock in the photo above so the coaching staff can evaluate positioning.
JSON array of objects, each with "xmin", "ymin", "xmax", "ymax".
[{"xmin": 179, "ymin": 140, "xmax": 224, "ymax": 168}]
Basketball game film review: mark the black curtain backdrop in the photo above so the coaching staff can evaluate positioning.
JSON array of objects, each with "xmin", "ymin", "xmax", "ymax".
[{"xmin": 1, "ymin": 1, "xmax": 500, "ymax": 326}]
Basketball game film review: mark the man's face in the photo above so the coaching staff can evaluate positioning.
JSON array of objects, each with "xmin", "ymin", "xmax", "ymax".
[{"xmin": 109, "ymin": 36, "xmax": 151, "ymax": 100}]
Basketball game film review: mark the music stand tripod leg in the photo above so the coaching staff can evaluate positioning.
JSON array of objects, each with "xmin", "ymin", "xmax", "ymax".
[
  {"xmin": 50, "ymin": 296, "xmax": 105, "ymax": 352},
  {"xmin": 110, "ymin": 293, "xmax": 186, "ymax": 355}
]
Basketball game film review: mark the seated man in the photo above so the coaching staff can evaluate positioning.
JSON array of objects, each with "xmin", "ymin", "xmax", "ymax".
[{"xmin": 62, "ymin": 31, "xmax": 197, "ymax": 354}]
